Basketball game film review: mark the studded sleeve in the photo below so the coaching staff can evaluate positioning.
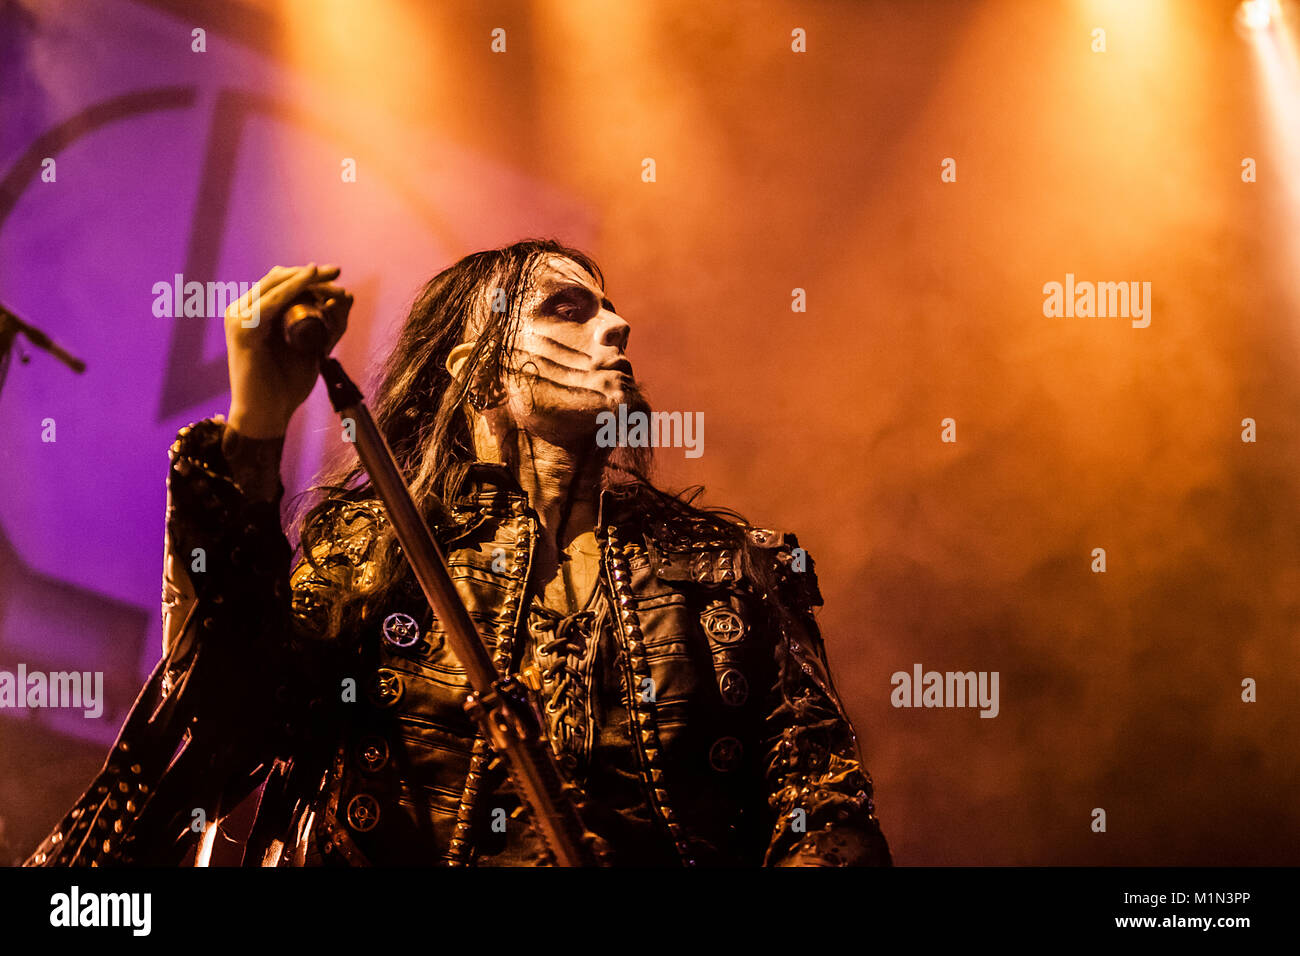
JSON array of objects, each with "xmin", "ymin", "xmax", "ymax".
[
  {"xmin": 27, "ymin": 418, "xmax": 315, "ymax": 865},
  {"xmin": 756, "ymin": 534, "xmax": 893, "ymax": 867},
  {"xmin": 160, "ymin": 417, "xmax": 293, "ymax": 694},
  {"xmin": 164, "ymin": 417, "xmax": 356, "ymax": 713}
]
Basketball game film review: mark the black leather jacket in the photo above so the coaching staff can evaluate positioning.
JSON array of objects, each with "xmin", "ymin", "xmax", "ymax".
[{"xmin": 26, "ymin": 418, "xmax": 891, "ymax": 867}]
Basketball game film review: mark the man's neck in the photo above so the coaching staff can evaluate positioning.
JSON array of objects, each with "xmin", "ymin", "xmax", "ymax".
[{"xmin": 470, "ymin": 413, "xmax": 605, "ymax": 553}]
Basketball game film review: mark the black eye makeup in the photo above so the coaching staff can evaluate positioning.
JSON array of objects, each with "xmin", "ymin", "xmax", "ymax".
[{"xmin": 540, "ymin": 284, "xmax": 616, "ymax": 320}]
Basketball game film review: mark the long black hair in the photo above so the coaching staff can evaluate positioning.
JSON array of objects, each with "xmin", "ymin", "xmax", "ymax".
[{"xmin": 292, "ymin": 238, "xmax": 757, "ymax": 639}]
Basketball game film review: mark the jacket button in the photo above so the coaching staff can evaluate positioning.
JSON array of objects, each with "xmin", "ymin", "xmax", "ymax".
[
  {"xmin": 357, "ymin": 736, "xmax": 389, "ymax": 773},
  {"xmin": 367, "ymin": 669, "xmax": 403, "ymax": 708},
  {"xmin": 382, "ymin": 611, "xmax": 420, "ymax": 649},
  {"xmin": 701, "ymin": 603, "xmax": 746, "ymax": 644},
  {"xmin": 709, "ymin": 736, "xmax": 743, "ymax": 772},
  {"xmin": 718, "ymin": 669, "xmax": 749, "ymax": 707},
  {"xmin": 345, "ymin": 794, "xmax": 381, "ymax": 832}
]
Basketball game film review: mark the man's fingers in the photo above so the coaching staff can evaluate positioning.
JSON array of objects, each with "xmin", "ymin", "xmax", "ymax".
[
  {"xmin": 255, "ymin": 263, "xmax": 339, "ymax": 290},
  {"xmin": 230, "ymin": 266, "xmax": 311, "ymax": 332},
  {"xmin": 255, "ymin": 263, "xmax": 328, "ymax": 317},
  {"xmin": 308, "ymin": 282, "xmax": 349, "ymax": 300},
  {"xmin": 228, "ymin": 264, "xmax": 344, "ymax": 333},
  {"xmin": 257, "ymin": 264, "xmax": 291, "ymax": 285},
  {"xmin": 244, "ymin": 264, "xmax": 342, "ymax": 309}
]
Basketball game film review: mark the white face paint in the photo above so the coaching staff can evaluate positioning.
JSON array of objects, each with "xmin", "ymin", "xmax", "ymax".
[{"xmin": 501, "ymin": 255, "xmax": 648, "ymax": 444}]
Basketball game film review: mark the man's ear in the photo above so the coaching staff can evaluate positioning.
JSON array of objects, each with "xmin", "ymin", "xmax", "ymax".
[
  {"xmin": 446, "ymin": 339, "xmax": 502, "ymax": 412},
  {"xmin": 445, "ymin": 340, "xmax": 477, "ymax": 384}
]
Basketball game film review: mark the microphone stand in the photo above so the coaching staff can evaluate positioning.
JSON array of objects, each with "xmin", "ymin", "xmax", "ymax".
[
  {"xmin": 0, "ymin": 301, "xmax": 87, "ymax": 398},
  {"xmin": 315, "ymin": 356, "xmax": 608, "ymax": 867}
]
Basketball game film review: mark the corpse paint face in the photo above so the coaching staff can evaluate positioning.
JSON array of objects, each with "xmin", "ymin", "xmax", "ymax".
[{"xmin": 499, "ymin": 255, "xmax": 648, "ymax": 443}]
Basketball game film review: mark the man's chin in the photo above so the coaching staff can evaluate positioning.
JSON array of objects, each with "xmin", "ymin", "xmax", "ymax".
[
  {"xmin": 608, "ymin": 382, "xmax": 651, "ymax": 417},
  {"xmin": 571, "ymin": 391, "xmax": 652, "ymax": 429}
]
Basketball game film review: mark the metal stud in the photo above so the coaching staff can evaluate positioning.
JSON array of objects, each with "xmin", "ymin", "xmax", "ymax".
[
  {"xmin": 709, "ymin": 736, "xmax": 744, "ymax": 772},
  {"xmin": 367, "ymin": 668, "xmax": 403, "ymax": 708},
  {"xmin": 345, "ymin": 794, "xmax": 380, "ymax": 832},
  {"xmin": 701, "ymin": 602, "xmax": 746, "ymax": 644},
  {"xmin": 381, "ymin": 611, "xmax": 420, "ymax": 649},
  {"xmin": 719, "ymin": 668, "xmax": 749, "ymax": 706},
  {"xmin": 357, "ymin": 737, "xmax": 389, "ymax": 773}
]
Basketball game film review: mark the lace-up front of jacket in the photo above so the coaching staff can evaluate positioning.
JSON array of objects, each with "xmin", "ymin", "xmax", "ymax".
[{"xmin": 527, "ymin": 597, "xmax": 604, "ymax": 776}]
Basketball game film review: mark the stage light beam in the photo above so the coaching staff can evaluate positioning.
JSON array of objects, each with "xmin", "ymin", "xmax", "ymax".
[{"xmin": 1238, "ymin": 0, "xmax": 1282, "ymax": 32}]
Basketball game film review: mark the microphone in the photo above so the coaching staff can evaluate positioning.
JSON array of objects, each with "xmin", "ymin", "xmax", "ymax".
[{"xmin": 282, "ymin": 293, "xmax": 330, "ymax": 354}]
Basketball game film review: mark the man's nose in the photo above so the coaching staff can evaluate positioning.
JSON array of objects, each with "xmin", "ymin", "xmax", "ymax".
[{"xmin": 598, "ymin": 309, "xmax": 631, "ymax": 351}]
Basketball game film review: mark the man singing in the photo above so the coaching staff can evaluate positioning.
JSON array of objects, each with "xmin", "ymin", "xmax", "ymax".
[{"xmin": 27, "ymin": 238, "xmax": 890, "ymax": 867}]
